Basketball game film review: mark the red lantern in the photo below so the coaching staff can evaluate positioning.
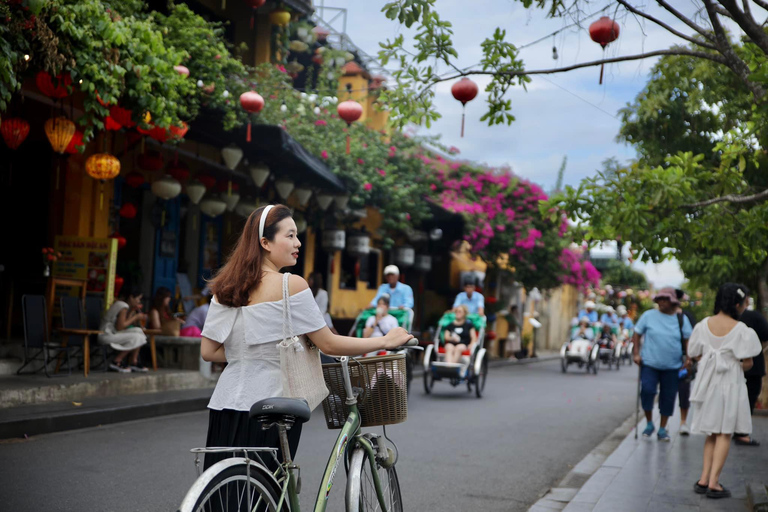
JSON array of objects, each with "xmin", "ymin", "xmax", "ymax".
[
  {"xmin": 451, "ymin": 78, "xmax": 478, "ymax": 138},
  {"xmin": 589, "ymin": 17, "xmax": 620, "ymax": 85},
  {"xmin": 1, "ymin": 118, "xmax": 30, "ymax": 150},
  {"xmin": 337, "ymin": 100, "xmax": 363, "ymax": 154},
  {"xmin": 110, "ymin": 232, "xmax": 127, "ymax": 250},
  {"xmin": 246, "ymin": 0, "xmax": 266, "ymax": 29},
  {"xmin": 138, "ymin": 124, "xmax": 170, "ymax": 144},
  {"xmin": 173, "ymin": 65, "xmax": 190, "ymax": 77},
  {"xmin": 137, "ymin": 150, "xmax": 164, "ymax": 172},
  {"xmin": 198, "ymin": 175, "xmax": 217, "ymax": 189},
  {"xmin": 217, "ymin": 181, "xmax": 240, "ymax": 193},
  {"xmin": 113, "ymin": 275, "xmax": 125, "ymax": 297},
  {"xmin": 125, "ymin": 172, "xmax": 145, "ymax": 188},
  {"xmin": 105, "ymin": 116, "xmax": 122, "ymax": 131},
  {"xmin": 36, "ymin": 71, "xmax": 72, "ymax": 99},
  {"xmin": 167, "ymin": 160, "xmax": 190, "ymax": 182},
  {"xmin": 119, "ymin": 203, "xmax": 137, "ymax": 219},
  {"xmin": 65, "ymin": 130, "xmax": 85, "ymax": 154},
  {"xmin": 109, "ymin": 105, "xmax": 134, "ymax": 128},
  {"xmin": 240, "ymin": 91, "xmax": 265, "ymax": 142},
  {"xmin": 168, "ymin": 122, "xmax": 189, "ymax": 141}
]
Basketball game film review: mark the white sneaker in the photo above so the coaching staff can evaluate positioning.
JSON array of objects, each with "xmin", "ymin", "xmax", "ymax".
[{"xmin": 680, "ymin": 423, "xmax": 690, "ymax": 436}]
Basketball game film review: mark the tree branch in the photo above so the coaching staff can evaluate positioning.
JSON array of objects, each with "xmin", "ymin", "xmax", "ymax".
[
  {"xmin": 684, "ymin": 188, "xmax": 768, "ymax": 208},
  {"xmin": 617, "ymin": 0, "xmax": 718, "ymax": 50},
  {"xmin": 754, "ymin": 0, "xmax": 768, "ymax": 11},
  {"xmin": 656, "ymin": 0, "xmax": 715, "ymax": 41},
  {"xmin": 718, "ymin": 0, "xmax": 768, "ymax": 56}
]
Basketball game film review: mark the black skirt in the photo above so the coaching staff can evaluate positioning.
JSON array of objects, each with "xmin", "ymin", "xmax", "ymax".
[{"xmin": 203, "ymin": 408, "xmax": 303, "ymax": 472}]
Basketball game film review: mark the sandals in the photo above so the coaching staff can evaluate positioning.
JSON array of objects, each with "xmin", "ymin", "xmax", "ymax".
[
  {"xmin": 693, "ymin": 481, "xmax": 707, "ymax": 494},
  {"xmin": 734, "ymin": 436, "xmax": 760, "ymax": 446},
  {"xmin": 706, "ymin": 485, "xmax": 731, "ymax": 499}
]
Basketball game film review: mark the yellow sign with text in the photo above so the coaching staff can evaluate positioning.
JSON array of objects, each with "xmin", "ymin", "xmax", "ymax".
[{"xmin": 53, "ymin": 236, "xmax": 118, "ymax": 308}]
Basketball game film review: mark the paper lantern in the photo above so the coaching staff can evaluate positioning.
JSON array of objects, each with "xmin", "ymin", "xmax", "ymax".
[
  {"xmin": 167, "ymin": 160, "xmax": 190, "ymax": 182},
  {"xmin": 337, "ymin": 100, "xmax": 363, "ymax": 153},
  {"xmin": 169, "ymin": 122, "xmax": 189, "ymax": 141},
  {"xmin": 105, "ymin": 116, "xmax": 122, "ymax": 131},
  {"xmin": 414, "ymin": 255, "xmax": 432, "ymax": 272},
  {"xmin": 269, "ymin": 8, "xmax": 291, "ymax": 26},
  {"xmin": 198, "ymin": 175, "xmax": 217, "ymax": 190},
  {"xmin": 199, "ymin": 197, "xmax": 227, "ymax": 218},
  {"xmin": 316, "ymin": 193, "xmax": 334, "ymax": 211},
  {"xmin": 240, "ymin": 91, "xmax": 265, "ymax": 142},
  {"xmin": 109, "ymin": 105, "xmax": 134, "ymax": 128},
  {"xmin": 151, "ymin": 175, "xmax": 182, "ymax": 200},
  {"xmin": 293, "ymin": 187, "xmax": 312, "ymax": 206},
  {"xmin": 186, "ymin": 180, "xmax": 207, "ymax": 205},
  {"xmin": 347, "ymin": 234, "xmax": 370, "ymax": 255},
  {"xmin": 221, "ymin": 145, "xmax": 243, "ymax": 170},
  {"xmin": 321, "ymin": 229, "xmax": 345, "ymax": 251},
  {"xmin": 1, "ymin": 118, "xmax": 30, "ymax": 150},
  {"xmin": 44, "ymin": 117, "xmax": 76, "ymax": 154},
  {"xmin": 589, "ymin": 17, "xmax": 620, "ymax": 84},
  {"xmin": 275, "ymin": 179, "xmax": 294, "ymax": 199},
  {"xmin": 113, "ymin": 275, "xmax": 125, "ymax": 297},
  {"xmin": 246, "ymin": 0, "xmax": 267, "ymax": 29},
  {"xmin": 235, "ymin": 199, "xmax": 259, "ymax": 217},
  {"xmin": 294, "ymin": 213, "xmax": 307, "ymax": 234},
  {"xmin": 119, "ymin": 203, "xmax": 137, "ymax": 219},
  {"xmin": 137, "ymin": 150, "xmax": 164, "ymax": 172},
  {"xmin": 65, "ymin": 130, "xmax": 85, "ymax": 154},
  {"xmin": 36, "ymin": 71, "xmax": 72, "ymax": 99},
  {"xmin": 334, "ymin": 195, "xmax": 349, "ymax": 210},
  {"xmin": 86, "ymin": 153, "xmax": 121, "ymax": 210},
  {"xmin": 249, "ymin": 163, "xmax": 270, "ymax": 187},
  {"xmin": 125, "ymin": 172, "xmax": 145, "ymax": 188},
  {"xmin": 110, "ymin": 232, "xmax": 127, "ymax": 250},
  {"xmin": 222, "ymin": 192, "xmax": 240, "ymax": 212},
  {"xmin": 451, "ymin": 78, "xmax": 479, "ymax": 137},
  {"xmin": 394, "ymin": 246, "xmax": 415, "ymax": 267}
]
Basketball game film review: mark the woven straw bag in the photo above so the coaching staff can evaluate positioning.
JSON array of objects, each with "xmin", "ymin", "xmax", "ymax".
[{"xmin": 278, "ymin": 272, "xmax": 329, "ymax": 411}]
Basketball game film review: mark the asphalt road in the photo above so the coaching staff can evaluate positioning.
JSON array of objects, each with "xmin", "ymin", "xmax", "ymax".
[{"xmin": 0, "ymin": 359, "xmax": 638, "ymax": 511}]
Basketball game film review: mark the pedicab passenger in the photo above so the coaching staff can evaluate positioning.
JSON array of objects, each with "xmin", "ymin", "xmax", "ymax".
[
  {"xmin": 599, "ymin": 306, "xmax": 620, "ymax": 329},
  {"xmin": 443, "ymin": 304, "xmax": 478, "ymax": 364},
  {"xmin": 363, "ymin": 296, "xmax": 399, "ymax": 338},
  {"xmin": 597, "ymin": 323, "xmax": 617, "ymax": 348},
  {"xmin": 578, "ymin": 301, "xmax": 599, "ymax": 324},
  {"xmin": 571, "ymin": 317, "xmax": 595, "ymax": 341}
]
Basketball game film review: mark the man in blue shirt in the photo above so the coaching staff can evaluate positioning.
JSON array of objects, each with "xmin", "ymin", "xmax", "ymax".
[
  {"xmin": 617, "ymin": 305, "xmax": 634, "ymax": 331},
  {"xmin": 600, "ymin": 306, "xmax": 619, "ymax": 328},
  {"xmin": 577, "ymin": 301, "xmax": 599, "ymax": 324},
  {"xmin": 453, "ymin": 279, "xmax": 485, "ymax": 316},
  {"xmin": 369, "ymin": 265, "xmax": 414, "ymax": 309}
]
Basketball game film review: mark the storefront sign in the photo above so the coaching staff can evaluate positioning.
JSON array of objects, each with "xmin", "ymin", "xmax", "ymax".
[{"xmin": 52, "ymin": 236, "xmax": 118, "ymax": 307}]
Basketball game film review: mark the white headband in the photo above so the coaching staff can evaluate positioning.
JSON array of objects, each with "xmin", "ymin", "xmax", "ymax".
[
  {"xmin": 259, "ymin": 205, "xmax": 275, "ymax": 240},
  {"xmin": 737, "ymin": 288, "xmax": 745, "ymax": 298}
]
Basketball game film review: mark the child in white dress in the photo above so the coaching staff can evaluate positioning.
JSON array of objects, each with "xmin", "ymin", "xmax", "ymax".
[{"xmin": 688, "ymin": 283, "xmax": 762, "ymax": 499}]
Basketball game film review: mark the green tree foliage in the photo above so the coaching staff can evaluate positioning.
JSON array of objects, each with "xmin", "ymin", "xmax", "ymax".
[{"xmin": 600, "ymin": 259, "xmax": 647, "ymax": 290}]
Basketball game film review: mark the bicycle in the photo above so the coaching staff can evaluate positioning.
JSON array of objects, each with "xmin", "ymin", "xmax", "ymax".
[{"xmin": 178, "ymin": 340, "xmax": 419, "ymax": 512}]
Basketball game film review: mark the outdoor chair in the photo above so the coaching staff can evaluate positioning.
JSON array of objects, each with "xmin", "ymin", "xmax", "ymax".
[
  {"xmin": 59, "ymin": 296, "xmax": 104, "ymax": 378},
  {"xmin": 17, "ymin": 295, "xmax": 73, "ymax": 377},
  {"xmin": 84, "ymin": 296, "xmax": 108, "ymax": 372}
]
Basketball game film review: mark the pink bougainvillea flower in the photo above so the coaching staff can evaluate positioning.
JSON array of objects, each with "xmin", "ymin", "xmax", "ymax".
[
  {"xmin": 378, "ymin": 169, "xmax": 386, "ymax": 176},
  {"xmin": 276, "ymin": 64, "xmax": 287, "ymax": 73},
  {"xmin": 363, "ymin": 182, "xmax": 373, "ymax": 191},
  {"xmin": 357, "ymin": 158, "xmax": 365, "ymax": 165},
  {"xmin": 430, "ymin": 184, "xmax": 437, "ymax": 191},
  {"xmin": 321, "ymin": 150, "xmax": 328, "ymax": 159},
  {"xmin": 315, "ymin": 119, "xmax": 327, "ymax": 126}
]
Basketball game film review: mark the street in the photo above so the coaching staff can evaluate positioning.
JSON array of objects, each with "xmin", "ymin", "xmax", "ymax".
[{"xmin": 0, "ymin": 359, "xmax": 638, "ymax": 512}]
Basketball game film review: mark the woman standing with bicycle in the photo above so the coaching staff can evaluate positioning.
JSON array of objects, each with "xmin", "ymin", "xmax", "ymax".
[{"xmin": 200, "ymin": 204, "xmax": 413, "ymax": 471}]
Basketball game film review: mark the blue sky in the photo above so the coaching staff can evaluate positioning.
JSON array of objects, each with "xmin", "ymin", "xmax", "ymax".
[{"xmin": 316, "ymin": 1, "xmax": 728, "ymax": 287}]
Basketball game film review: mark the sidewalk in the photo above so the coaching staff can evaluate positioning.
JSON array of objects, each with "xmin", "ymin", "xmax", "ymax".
[{"xmin": 532, "ymin": 409, "xmax": 768, "ymax": 511}]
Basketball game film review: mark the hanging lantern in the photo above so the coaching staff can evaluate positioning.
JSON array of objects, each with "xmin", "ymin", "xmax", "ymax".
[
  {"xmin": 151, "ymin": 175, "xmax": 182, "ymax": 200},
  {"xmin": 35, "ymin": 71, "xmax": 72, "ymax": 99},
  {"xmin": 64, "ymin": 130, "xmax": 85, "ymax": 154},
  {"xmin": 44, "ymin": 117, "xmax": 76, "ymax": 154},
  {"xmin": 269, "ymin": 8, "xmax": 291, "ymax": 26},
  {"xmin": 125, "ymin": 172, "xmax": 145, "ymax": 188},
  {"xmin": 394, "ymin": 246, "xmax": 415, "ymax": 267},
  {"xmin": 347, "ymin": 233, "xmax": 371, "ymax": 255},
  {"xmin": 451, "ymin": 78, "xmax": 479, "ymax": 138},
  {"xmin": 235, "ymin": 199, "xmax": 259, "ymax": 217},
  {"xmin": 293, "ymin": 187, "xmax": 312, "ymax": 206},
  {"xmin": 294, "ymin": 215, "xmax": 307, "ymax": 234},
  {"xmin": 145, "ymin": 125, "xmax": 171, "ymax": 144},
  {"xmin": 167, "ymin": 160, "xmax": 190, "ymax": 182},
  {"xmin": 105, "ymin": 115, "xmax": 122, "ymax": 131},
  {"xmin": 249, "ymin": 163, "xmax": 270, "ymax": 187},
  {"xmin": 109, "ymin": 105, "xmax": 135, "ymax": 128},
  {"xmin": 222, "ymin": 191, "xmax": 240, "ymax": 212},
  {"xmin": 414, "ymin": 254, "xmax": 432, "ymax": 272},
  {"xmin": 86, "ymin": 153, "xmax": 121, "ymax": 210},
  {"xmin": 337, "ymin": 100, "xmax": 363, "ymax": 154},
  {"xmin": 119, "ymin": 203, "xmax": 138, "ymax": 219},
  {"xmin": 589, "ymin": 17, "xmax": 620, "ymax": 85},
  {"xmin": 1, "ymin": 118, "xmax": 30, "ymax": 149},
  {"xmin": 198, "ymin": 175, "xmax": 217, "ymax": 190},
  {"xmin": 113, "ymin": 275, "xmax": 125, "ymax": 297},
  {"xmin": 169, "ymin": 122, "xmax": 189, "ymax": 141},
  {"xmin": 246, "ymin": 0, "xmax": 266, "ymax": 29},
  {"xmin": 312, "ymin": 26, "xmax": 329, "ymax": 42},
  {"xmin": 316, "ymin": 193, "xmax": 334, "ymax": 211},
  {"xmin": 334, "ymin": 195, "xmax": 350, "ymax": 210},
  {"xmin": 174, "ymin": 65, "xmax": 190, "ymax": 77},
  {"xmin": 275, "ymin": 179, "xmax": 294, "ymax": 199},
  {"xmin": 137, "ymin": 150, "xmax": 164, "ymax": 172},
  {"xmin": 321, "ymin": 229, "xmax": 345, "ymax": 251},
  {"xmin": 240, "ymin": 91, "xmax": 265, "ymax": 142},
  {"xmin": 199, "ymin": 196, "xmax": 227, "ymax": 218},
  {"xmin": 110, "ymin": 232, "xmax": 127, "ymax": 250},
  {"xmin": 186, "ymin": 179, "xmax": 207, "ymax": 205},
  {"xmin": 221, "ymin": 145, "xmax": 243, "ymax": 170}
]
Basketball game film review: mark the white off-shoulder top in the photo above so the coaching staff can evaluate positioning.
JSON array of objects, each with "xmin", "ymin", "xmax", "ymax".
[{"xmin": 202, "ymin": 288, "xmax": 327, "ymax": 411}]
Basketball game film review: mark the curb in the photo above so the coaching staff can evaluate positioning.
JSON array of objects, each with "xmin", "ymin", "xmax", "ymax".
[
  {"xmin": 528, "ymin": 411, "xmax": 637, "ymax": 511},
  {"xmin": 748, "ymin": 482, "xmax": 768, "ymax": 512}
]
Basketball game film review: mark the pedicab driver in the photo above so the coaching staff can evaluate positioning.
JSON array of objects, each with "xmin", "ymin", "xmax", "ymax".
[
  {"xmin": 369, "ymin": 265, "xmax": 414, "ymax": 309},
  {"xmin": 453, "ymin": 278, "xmax": 485, "ymax": 316}
]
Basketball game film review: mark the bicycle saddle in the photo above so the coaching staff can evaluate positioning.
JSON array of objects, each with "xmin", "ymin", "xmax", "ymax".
[{"xmin": 249, "ymin": 397, "xmax": 311, "ymax": 424}]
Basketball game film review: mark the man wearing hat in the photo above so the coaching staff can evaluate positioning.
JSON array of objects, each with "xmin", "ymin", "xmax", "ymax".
[
  {"xmin": 453, "ymin": 277, "xmax": 485, "ymax": 316},
  {"xmin": 632, "ymin": 287, "xmax": 693, "ymax": 442},
  {"xmin": 369, "ymin": 265, "xmax": 414, "ymax": 309},
  {"xmin": 578, "ymin": 301, "xmax": 599, "ymax": 324},
  {"xmin": 600, "ymin": 306, "xmax": 620, "ymax": 328},
  {"xmin": 617, "ymin": 305, "xmax": 634, "ymax": 332}
]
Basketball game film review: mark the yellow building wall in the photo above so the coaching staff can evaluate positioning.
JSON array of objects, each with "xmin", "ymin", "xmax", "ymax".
[
  {"xmin": 62, "ymin": 149, "xmax": 112, "ymax": 238},
  {"xmin": 338, "ymin": 75, "xmax": 369, "ymax": 122}
]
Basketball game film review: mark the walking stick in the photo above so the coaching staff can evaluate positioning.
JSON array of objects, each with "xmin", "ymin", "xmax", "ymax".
[{"xmin": 635, "ymin": 362, "xmax": 642, "ymax": 439}]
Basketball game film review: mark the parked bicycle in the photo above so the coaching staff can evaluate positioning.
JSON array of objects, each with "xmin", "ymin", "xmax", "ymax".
[{"xmin": 178, "ymin": 340, "xmax": 419, "ymax": 512}]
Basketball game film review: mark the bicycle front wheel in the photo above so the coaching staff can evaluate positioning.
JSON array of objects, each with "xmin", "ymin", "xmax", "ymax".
[
  {"xmin": 346, "ymin": 447, "xmax": 403, "ymax": 512},
  {"xmin": 180, "ymin": 461, "xmax": 281, "ymax": 512}
]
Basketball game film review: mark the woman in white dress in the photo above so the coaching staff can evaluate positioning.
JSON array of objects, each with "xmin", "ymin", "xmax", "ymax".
[
  {"xmin": 200, "ymin": 205, "xmax": 413, "ymax": 471},
  {"xmin": 98, "ymin": 286, "xmax": 149, "ymax": 373},
  {"xmin": 689, "ymin": 283, "xmax": 762, "ymax": 499}
]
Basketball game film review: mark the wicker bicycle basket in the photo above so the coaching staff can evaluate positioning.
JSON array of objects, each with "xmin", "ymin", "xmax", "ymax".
[{"xmin": 320, "ymin": 353, "xmax": 408, "ymax": 429}]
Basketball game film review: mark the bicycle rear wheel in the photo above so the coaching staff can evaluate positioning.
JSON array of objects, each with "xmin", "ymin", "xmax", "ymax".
[
  {"xmin": 180, "ymin": 461, "xmax": 281, "ymax": 512},
  {"xmin": 346, "ymin": 447, "xmax": 403, "ymax": 512}
]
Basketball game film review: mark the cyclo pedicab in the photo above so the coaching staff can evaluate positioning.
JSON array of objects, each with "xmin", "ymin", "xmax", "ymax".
[
  {"xmin": 560, "ymin": 320, "xmax": 600, "ymax": 374},
  {"xmin": 422, "ymin": 312, "xmax": 489, "ymax": 397},
  {"xmin": 348, "ymin": 307, "xmax": 415, "ymax": 394},
  {"xmin": 594, "ymin": 324, "xmax": 622, "ymax": 371}
]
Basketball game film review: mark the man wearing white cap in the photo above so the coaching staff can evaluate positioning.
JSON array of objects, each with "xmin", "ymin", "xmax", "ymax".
[
  {"xmin": 617, "ymin": 305, "xmax": 634, "ymax": 331},
  {"xmin": 369, "ymin": 265, "xmax": 414, "ymax": 309},
  {"xmin": 600, "ymin": 306, "xmax": 620, "ymax": 328},
  {"xmin": 578, "ymin": 300, "xmax": 599, "ymax": 324}
]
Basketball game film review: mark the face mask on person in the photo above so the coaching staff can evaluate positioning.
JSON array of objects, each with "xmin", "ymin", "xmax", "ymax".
[{"xmin": 376, "ymin": 306, "xmax": 387, "ymax": 316}]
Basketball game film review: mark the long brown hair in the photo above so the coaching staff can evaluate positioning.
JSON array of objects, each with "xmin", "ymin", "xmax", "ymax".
[
  {"xmin": 152, "ymin": 287, "xmax": 173, "ymax": 319},
  {"xmin": 208, "ymin": 204, "xmax": 293, "ymax": 307}
]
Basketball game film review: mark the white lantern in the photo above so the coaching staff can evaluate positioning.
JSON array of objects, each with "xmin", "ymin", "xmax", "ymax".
[
  {"xmin": 293, "ymin": 187, "xmax": 313, "ymax": 206},
  {"xmin": 316, "ymin": 193, "xmax": 334, "ymax": 211},
  {"xmin": 295, "ymin": 214, "xmax": 308, "ymax": 234},
  {"xmin": 347, "ymin": 234, "xmax": 370, "ymax": 255},
  {"xmin": 222, "ymin": 192, "xmax": 240, "ymax": 212},
  {"xmin": 334, "ymin": 195, "xmax": 350, "ymax": 210},
  {"xmin": 151, "ymin": 175, "xmax": 182, "ymax": 200},
  {"xmin": 250, "ymin": 163, "xmax": 270, "ymax": 187},
  {"xmin": 275, "ymin": 179, "xmax": 295, "ymax": 199},
  {"xmin": 199, "ymin": 197, "xmax": 227, "ymax": 218},
  {"xmin": 186, "ymin": 180, "xmax": 206, "ymax": 205},
  {"xmin": 235, "ymin": 199, "xmax": 258, "ymax": 217},
  {"xmin": 414, "ymin": 254, "xmax": 432, "ymax": 272},
  {"xmin": 394, "ymin": 246, "xmax": 415, "ymax": 267},
  {"xmin": 321, "ymin": 229, "xmax": 345, "ymax": 251},
  {"xmin": 221, "ymin": 145, "xmax": 243, "ymax": 170}
]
